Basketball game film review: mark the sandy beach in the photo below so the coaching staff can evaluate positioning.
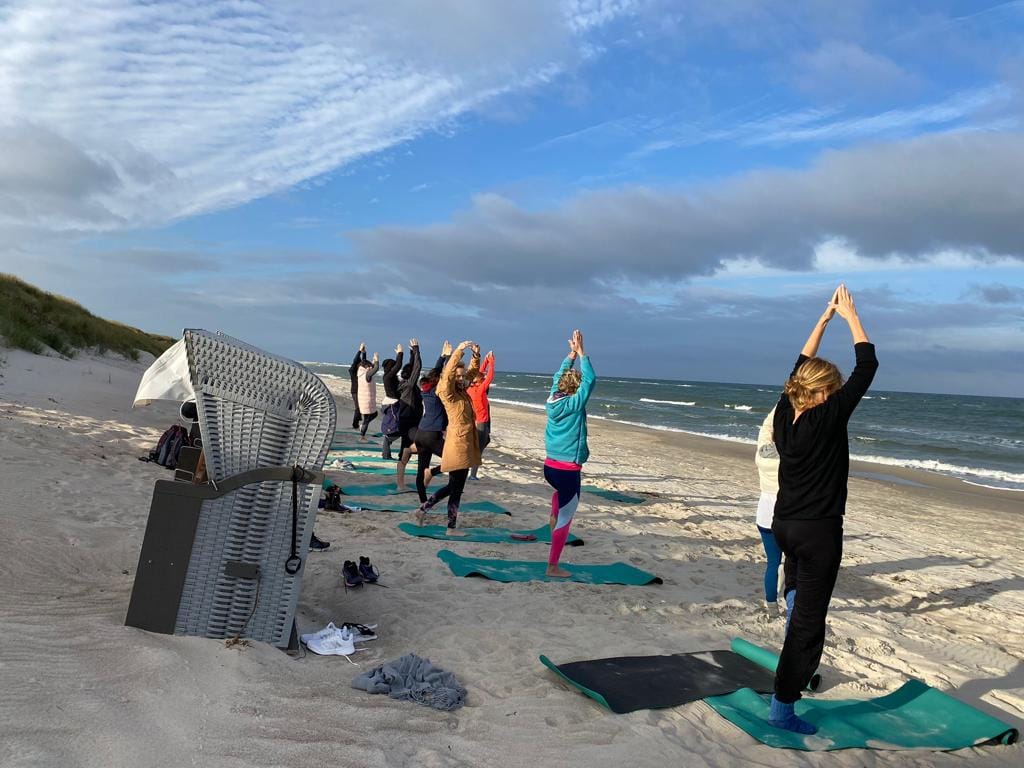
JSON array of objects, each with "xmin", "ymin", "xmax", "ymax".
[{"xmin": 1, "ymin": 349, "xmax": 1022, "ymax": 768}]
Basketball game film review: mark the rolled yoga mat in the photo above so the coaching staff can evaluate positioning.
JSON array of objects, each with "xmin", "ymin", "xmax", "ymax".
[
  {"xmin": 731, "ymin": 637, "xmax": 821, "ymax": 691},
  {"xmin": 397, "ymin": 522, "xmax": 582, "ymax": 545},
  {"xmin": 540, "ymin": 650, "xmax": 777, "ymax": 714},
  {"xmin": 582, "ymin": 485, "xmax": 645, "ymax": 504},
  {"xmin": 437, "ymin": 549, "xmax": 662, "ymax": 585},
  {"xmin": 705, "ymin": 679, "xmax": 1019, "ymax": 751}
]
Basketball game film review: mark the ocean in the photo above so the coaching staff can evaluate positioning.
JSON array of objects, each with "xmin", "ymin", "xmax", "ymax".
[{"xmin": 304, "ymin": 363, "xmax": 1024, "ymax": 493}]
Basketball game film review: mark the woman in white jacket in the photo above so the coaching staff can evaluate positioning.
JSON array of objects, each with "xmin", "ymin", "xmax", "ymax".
[
  {"xmin": 357, "ymin": 352, "xmax": 380, "ymax": 440},
  {"xmin": 755, "ymin": 406, "xmax": 784, "ymax": 614}
]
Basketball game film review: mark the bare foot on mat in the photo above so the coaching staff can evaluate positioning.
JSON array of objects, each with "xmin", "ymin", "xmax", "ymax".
[{"xmin": 546, "ymin": 566, "xmax": 571, "ymax": 578}]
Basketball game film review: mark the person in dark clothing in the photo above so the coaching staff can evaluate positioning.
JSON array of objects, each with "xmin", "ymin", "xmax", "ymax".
[
  {"xmin": 411, "ymin": 341, "xmax": 451, "ymax": 502},
  {"xmin": 348, "ymin": 342, "xmax": 367, "ymax": 430},
  {"xmin": 380, "ymin": 344, "xmax": 404, "ymax": 459},
  {"xmin": 395, "ymin": 339, "xmax": 424, "ymax": 491},
  {"xmin": 768, "ymin": 284, "xmax": 878, "ymax": 735}
]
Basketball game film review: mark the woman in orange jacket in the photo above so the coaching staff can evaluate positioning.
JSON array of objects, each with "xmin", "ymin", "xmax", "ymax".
[{"xmin": 467, "ymin": 350, "xmax": 495, "ymax": 480}]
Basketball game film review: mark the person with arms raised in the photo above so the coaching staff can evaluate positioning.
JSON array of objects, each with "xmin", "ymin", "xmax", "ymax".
[
  {"xmin": 768, "ymin": 285, "xmax": 878, "ymax": 735},
  {"xmin": 415, "ymin": 341, "xmax": 482, "ymax": 534},
  {"xmin": 543, "ymin": 330, "xmax": 596, "ymax": 578}
]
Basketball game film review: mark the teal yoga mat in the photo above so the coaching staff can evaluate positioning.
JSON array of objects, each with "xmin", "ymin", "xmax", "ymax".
[
  {"xmin": 327, "ymin": 453, "xmax": 396, "ymax": 464},
  {"xmin": 436, "ymin": 550, "xmax": 662, "ymax": 585},
  {"xmin": 582, "ymin": 485, "xmax": 645, "ymax": 504},
  {"xmin": 328, "ymin": 463, "xmax": 397, "ymax": 475},
  {"xmin": 397, "ymin": 522, "xmax": 582, "ymax": 545},
  {"xmin": 705, "ymin": 680, "xmax": 1018, "ymax": 751},
  {"xmin": 356, "ymin": 499, "xmax": 512, "ymax": 515},
  {"xmin": 339, "ymin": 483, "xmax": 417, "ymax": 496}
]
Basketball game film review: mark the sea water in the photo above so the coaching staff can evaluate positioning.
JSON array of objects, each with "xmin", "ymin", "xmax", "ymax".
[{"xmin": 304, "ymin": 363, "xmax": 1024, "ymax": 493}]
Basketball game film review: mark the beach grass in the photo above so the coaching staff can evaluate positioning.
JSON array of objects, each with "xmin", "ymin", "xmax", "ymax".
[{"xmin": 0, "ymin": 274, "xmax": 175, "ymax": 361}]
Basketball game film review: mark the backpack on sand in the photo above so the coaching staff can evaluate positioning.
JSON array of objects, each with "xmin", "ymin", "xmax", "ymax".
[{"xmin": 145, "ymin": 425, "xmax": 190, "ymax": 468}]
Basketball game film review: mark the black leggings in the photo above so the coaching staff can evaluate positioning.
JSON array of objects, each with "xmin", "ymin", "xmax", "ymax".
[
  {"xmin": 772, "ymin": 516, "xmax": 843, "ymax": 703},
  {"xmin": 415, "ymin": 430, "xmax": 446, "ymax": 503},
  {"xmin": 351, "ymin": 405, "xmax": 361, "ymax": 430},
  {"xmin": 470, "ymin": 421, "xmax": 491, "ymax": 478},
  {"xmin": 428, "ymin": 468, "xmax": 469, "ymax": 529},
  {"xmin": 359, "ymin": 411, "xmax": 378, "ymax": 438}
]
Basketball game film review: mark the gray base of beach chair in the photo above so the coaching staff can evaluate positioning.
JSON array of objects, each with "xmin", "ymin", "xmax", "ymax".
[{"xmin": 126, "ymin": 466, "xmax": 322, "ymax": 648}]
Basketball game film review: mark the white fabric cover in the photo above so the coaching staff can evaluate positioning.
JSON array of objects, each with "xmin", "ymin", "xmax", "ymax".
[{"xmin": 132, "ymin": 338, "xmax": 195, "ymax": 407}]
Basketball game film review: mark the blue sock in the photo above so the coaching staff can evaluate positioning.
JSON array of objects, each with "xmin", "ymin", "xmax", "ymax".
[
  {"xmin": 769, "ymin": 696, "xmax": 817, "ymax": 734},
  {"xmin": 784, "ymin": 589, "xmax": 796, "ymax": 636}
]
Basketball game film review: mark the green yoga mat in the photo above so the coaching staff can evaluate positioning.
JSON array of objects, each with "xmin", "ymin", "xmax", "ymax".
[
  {"xmin": 357, "ymin": 499, "xmax": 512, "ymax": 515},
  {"xmin": 327, "ymin": 453, "xmax": 396, "ymax": 464},
  {"xmin": 731, "ymin": 638, "xmax": 821, "ymax": 691},
  {"xmin": 398, "ymin": 522, "xmax": 582, "ymax": 545},
  {"xmin": 338, "ymin": 483, "xmax": 417, "ymax": 496},
  {"xmin": 436, "ymin": 550, "xmax": 662, "ymax": 585},
  {"xmin": 582, "ymin": 485, "xmax": 645, "ymax": 504},
  {"xmin": 705, "ymin": 680, "xmax": 1019, "ymax": 751},
  {"xmin": 328, "ymin": 463, "xmax": 397, "ymax": 475}
]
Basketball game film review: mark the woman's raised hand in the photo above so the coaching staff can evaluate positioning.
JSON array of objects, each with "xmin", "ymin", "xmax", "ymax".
[
  {"xmin": 395, "ymin": 343, "xmax": 403, "ymax": 354},
  {"xmin": 471, "ymin": 343, "xmax": 481, "ymax": 357},
  {"xmin": 409, "ymin": 338, "xmax": 418, "ymax": 348},
  {"xmin": 359, "ymin": 342, "xmax": 366, "ymax": 352},
  {"xmin": 573, "ymin": 329, "xmax": 585, "ymax": 357},
  {"xmin": 456, "ymin": 340, "xmax": 473, "ymax": 352},
  {"xmin": 442, "ymin": 340, "xmax": 453, "ymax": 356},
  {"xmin": 833, "ymin": 284, "xmax": 858, "ymax": 321}
]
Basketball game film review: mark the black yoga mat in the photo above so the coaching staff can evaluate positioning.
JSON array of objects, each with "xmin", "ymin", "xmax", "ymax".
[{"xmin": 540, "ymin": 650, "xmax": 777, "ymax": 714}]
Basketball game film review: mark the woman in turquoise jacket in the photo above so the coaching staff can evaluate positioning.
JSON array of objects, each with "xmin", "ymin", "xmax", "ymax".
[{"xmin": 543, "ymin": 329, "xmax": 596, "ymax": 577}]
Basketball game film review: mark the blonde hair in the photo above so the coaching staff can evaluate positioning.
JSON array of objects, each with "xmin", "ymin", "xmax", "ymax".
[
  {"xmin": 784, "ymin": 357, "xmax": 843, "ymax": 411},
  {"xmin": 558, "ymin": 369, "xmax": 582, "ymax": 395}
]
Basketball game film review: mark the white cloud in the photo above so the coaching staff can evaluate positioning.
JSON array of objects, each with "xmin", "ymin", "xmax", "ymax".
[{"xmin": 0, "ymin": 0, "xmax": 630, "ymax": 236}]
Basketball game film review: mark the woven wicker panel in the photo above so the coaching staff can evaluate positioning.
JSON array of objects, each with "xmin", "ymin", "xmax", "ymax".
[{"xmin": 173, "ymin": 331, "xmax": 335, "ymax": 646}]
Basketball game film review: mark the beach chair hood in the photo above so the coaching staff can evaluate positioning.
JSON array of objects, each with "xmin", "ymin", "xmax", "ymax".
[{"xmin": 132, "ymin": 338, "xmax": 195, "ymax": 407}]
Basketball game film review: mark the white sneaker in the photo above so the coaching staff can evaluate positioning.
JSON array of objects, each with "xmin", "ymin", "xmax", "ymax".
[
  {"xmin": 300, "ymin": 622, "xmax": 339, "ymax": 645},
  {"xmin": 307, "ymin": 626, "xmax": 356, "ymax": 656}
]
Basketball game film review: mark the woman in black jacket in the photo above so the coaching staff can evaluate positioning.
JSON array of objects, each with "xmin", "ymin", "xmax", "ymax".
[{"xmin": 768, "ymin": 284, "xmax": 878, "ymax": 734}]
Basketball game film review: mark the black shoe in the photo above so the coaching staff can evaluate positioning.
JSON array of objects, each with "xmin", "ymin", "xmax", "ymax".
[
  {"xmin": 342, "ymin": 561, "xmax": 364, "ymax": 588},
  {"xmin": 358, "ymin": 556, "xmax": 379, "ymax": 583},
  {"xmin": 309, "ymin": 533, "xmax": 330, "ymax": 552}
]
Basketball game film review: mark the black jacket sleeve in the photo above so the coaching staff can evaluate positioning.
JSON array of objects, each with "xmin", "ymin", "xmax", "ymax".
[
  {"xmin": 349, "ymin": 349, "xmax": 363, "ymax": 380},
  {"xmin": 833, "ymin": 342, "xmax": 878, "ymax": 420}
]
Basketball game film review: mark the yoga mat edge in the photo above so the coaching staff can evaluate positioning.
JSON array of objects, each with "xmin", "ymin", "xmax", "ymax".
[{"xmin": 539, "ymin": 655, "xmax": 614, "ymax": 712}]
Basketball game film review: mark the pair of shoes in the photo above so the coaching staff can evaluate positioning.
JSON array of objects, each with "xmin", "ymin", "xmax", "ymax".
[
  {"xmin": 309, "ymin": 533, "xmax": 330, "ymax": 552},
  {"xmin": 305, "ymin": 624, "xmax": 356, "ymax": 656},
  {"xmin": 342, "ymin": 556, "xmax": 380, "ymax": 588}
]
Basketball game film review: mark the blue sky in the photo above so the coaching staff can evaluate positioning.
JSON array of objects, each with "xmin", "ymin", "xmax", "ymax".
[{"xmin": 1, "ymin": 1, "xmax": 1022, "ymax": 395}]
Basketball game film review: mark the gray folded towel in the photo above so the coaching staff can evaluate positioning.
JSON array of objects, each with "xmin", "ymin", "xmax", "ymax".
[{"xmin": 351, "ymin": 653, "xmax": 467, "ymax": 711}]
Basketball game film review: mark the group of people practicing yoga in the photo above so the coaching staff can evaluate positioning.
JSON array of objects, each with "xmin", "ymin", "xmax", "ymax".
[{"xmin": 343, "ymin": 283, "xmax": 876, "ymax": 735}]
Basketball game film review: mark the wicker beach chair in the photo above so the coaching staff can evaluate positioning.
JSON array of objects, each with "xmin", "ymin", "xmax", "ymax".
[{"xmin": 126, "ymin": 330, "xmax": 336, "ymax": 648}]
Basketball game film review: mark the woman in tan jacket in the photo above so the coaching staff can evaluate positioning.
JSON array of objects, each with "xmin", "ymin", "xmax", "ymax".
[{"xmin": 416, "ymin": 340, "xmax": 481, "ymax": 533}]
